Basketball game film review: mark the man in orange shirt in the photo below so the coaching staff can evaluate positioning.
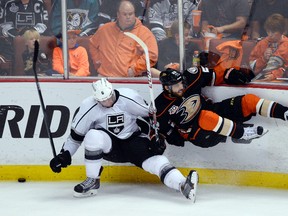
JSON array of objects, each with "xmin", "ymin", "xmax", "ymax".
[
  {"xmin": 89, "ymin": 0, "xmax": 158, "ymax": 77},
  {"xmin": 53, "ymin": 30, "xmax": 90, "ymax": 76}
]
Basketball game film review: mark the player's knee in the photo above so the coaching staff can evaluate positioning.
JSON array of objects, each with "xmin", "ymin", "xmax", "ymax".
[
  {"xmin": 83, "ymin": 129, "xmax": 112, "ymax": 153},
  {"xmin": 242, "ymin": 94, "xmax": 260, "ymax": 112},
  {"xmin": 142, "ymin": 155, "xmax": 171, "ymax": 176},
  {"xmin": 199, "ymin": 110, "xmax": 220, "ymax": 131}
]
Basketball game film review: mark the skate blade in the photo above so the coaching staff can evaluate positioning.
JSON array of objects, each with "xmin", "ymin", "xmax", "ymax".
[
  {"xmin": 190, "ymin": 171, "xmax": 198, "ymax": 203},
  {"xmin": 232, "ymin": 129, "xmax": 269, "ymax": 144},
  {"xmin": 73, "ymin": 189, "xmax": 98, "ymax": 198}
]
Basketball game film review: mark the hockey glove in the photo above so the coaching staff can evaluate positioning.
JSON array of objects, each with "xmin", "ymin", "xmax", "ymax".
[
  {"xmin": 50, "ymin": 150, "xmax": 71, "ymax": 173},
  {"xmin": 149, "ymin": 133, "xmax": 166, "ymax": 155},
  {"xmin": 224, "ymin": 68, "xmax": 255, "ymax": 85},
  {"xmin": 165, "ymin": 128, "xmax": 185, "ymax": 147}
]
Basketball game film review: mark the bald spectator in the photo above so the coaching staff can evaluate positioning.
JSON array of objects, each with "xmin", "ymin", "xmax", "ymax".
[
  {"xmin": 89, "ymin": 0, "xmax": 158, "ymax": 77},
  {"xmin": 95, "ymin": 0, "xmax": 148, "ymax": 29}
]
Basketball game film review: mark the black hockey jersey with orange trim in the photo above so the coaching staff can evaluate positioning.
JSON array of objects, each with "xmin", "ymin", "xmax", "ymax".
[{"xmin": 155, "ymin": 66, "xmax": 216, "ymax": 135}]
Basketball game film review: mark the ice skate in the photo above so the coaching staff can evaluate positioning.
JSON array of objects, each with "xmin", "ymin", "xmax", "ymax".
[
  {"xmin": 180, "ymin": 170, "xmax": 198, "ymax": 202},
  {"xmin": 240, "ymin": 126, "xmax": 268, "ymax": 141},
  {"xmin": 73, "ymin": 177, "xmax": 100, "ymax": 198},
  {"xmin": 284, "ymin": 110, "xmax": 288, "ymax": 121}
]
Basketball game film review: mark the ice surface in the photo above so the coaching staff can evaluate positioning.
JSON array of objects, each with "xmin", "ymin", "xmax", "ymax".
[{"xmin": 1, "ymin": 182, "xmax": 288, "ymax": 216}]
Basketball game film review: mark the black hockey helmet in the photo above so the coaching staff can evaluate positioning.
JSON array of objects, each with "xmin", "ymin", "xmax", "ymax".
[{"xmin": 159, "ymin": 68, "xmax": 183, "ymax": 86}]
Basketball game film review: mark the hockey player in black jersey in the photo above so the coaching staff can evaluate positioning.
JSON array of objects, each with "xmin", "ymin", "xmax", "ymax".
[
  {"xmin": 50, "ymin": 78, "xmax": 198, "ymax": 202},
  {"xmin": 155, "ymin": 66, "xmax": 288, "ymax": 148}
]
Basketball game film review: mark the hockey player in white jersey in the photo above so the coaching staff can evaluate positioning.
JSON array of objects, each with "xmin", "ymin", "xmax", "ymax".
[{"xmin": 50, "ymin": 78, "xmax": 198, "ymax": 202}]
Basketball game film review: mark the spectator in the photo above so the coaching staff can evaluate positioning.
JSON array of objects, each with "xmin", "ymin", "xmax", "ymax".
[
  {"xmin": 0, "ymin": 0, "xmax": 49, "ymax": 37},
  {"xmin": 157, "ymin": 21, "xmax": 202, "ymax": 71},
  {"xmin": 22, "ymin": 29, "xmax": 51, "ymax": 76},
  {"xmin": 148, "ymin": 0, "xmax": 198, "ymax": 41},
  {"xmin": 95, "ymin": 0, "xmax": 148, "ymax": 29},
  {"xmin": 249, "ymin": 14, "xmax": 288, "ymax": 82},
  {"xmin": 50, "ymin": 0, "xmax": 99, "ymax": 37},
  {"xmin": 250, "ymin": 0, "xmax": 288, "ymax": 40},
  {"xmin": 52, "ymin": 30, "xmax": 90, "ymax": 77},
  {"xmin": 0, "ymin": 0, "xmax": 3, "ymax": 23},
  {"xmin": 201, "ymin": 0, "xmax": 249, "ymax": 39},
  {"xmin": 89, "ymin": 0, "xmax": 158, "ymax": 77},
  {"xmin": 0, "ymin": 0, "xmax": 49, "ymax": 61}
]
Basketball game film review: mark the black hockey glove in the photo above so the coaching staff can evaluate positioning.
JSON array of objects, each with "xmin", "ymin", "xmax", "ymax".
[
  {"xmin": 224, "ymin": 68, "xmax": 255, "ymax": 85},
  {"xmin": 50, "ymin": 150, "xmax": 71, "ymax": 173},
  {"xmin": 149, "ymin": 133, "xmax": 166, "ymax": 155},
  {"xmin": 165, "ymin": 128, "xmax": 185, "ymax": 147}
]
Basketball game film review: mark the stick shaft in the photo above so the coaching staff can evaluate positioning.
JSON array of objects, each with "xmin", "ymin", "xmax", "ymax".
[
  {"xmin": 33, "ymin": 41, "xmax": 57, "ymax": 157},
  {"xmin": 123, "ymin": 32, "xmax": 158, "ymax": 135}
]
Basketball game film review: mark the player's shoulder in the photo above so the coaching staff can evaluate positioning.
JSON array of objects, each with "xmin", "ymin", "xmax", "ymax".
[
  {"xmin": 155, "ymin": 92, "xmax": 171, "ymax": 108},
  {"xmin": 118, "ymin": 88, "xmax": 139, "ymax": 98},
  {"xmin": 81, "ymin": 96, "xmax": 98, "ymax": 108}
]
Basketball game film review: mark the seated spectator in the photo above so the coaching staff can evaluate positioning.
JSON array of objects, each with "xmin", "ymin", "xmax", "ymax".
[
  {"xmin": 250, "ymin": 0, "xmax": 288, "ymax": 40},
  {"xmin": 52, "ymin": 30, "xmax": 90, "ymax": 76},
  {"xmin": 201, "ymin": 0, "xmax": 249, "ymax": 39},
  {"xmin": 0, "ymin": 0, "xmax": 49, "ymax": 61},
  {"xmin": 0, "ymin": 0, "xmax": 49, "ymax": 37},
  {"xmin": 0, "ymin": 0, "xmax": 3, "ymax": 22},
  {"xmin": 22, "ymin": 29, "xmax": 51, "ymax": 76},
  {"xmin": 249, "ymin": 14, "xmax": 288, "ymax": 82},
  {"xmin": 148, "ymin": 0, "xmax": 198, "ymax": 41},
  {"xmin": 50, "ymin": 0, "xmax": 99, "ymax": 37},
  {"xmin": 89, "ymin": 0, "xmax": 158, "ymax": 77},
  {"xmin": 95, "ymin": 0, "xmax": 147, "ymax": 29},
  {"xmin": 157, "ymin": 21, "xmax": 202, "ymax": 71}
]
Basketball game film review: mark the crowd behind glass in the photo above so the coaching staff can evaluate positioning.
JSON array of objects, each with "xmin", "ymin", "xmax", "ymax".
[{"xmin": 0, "ymin": 0, "xmax": 287, "ymax": 84}]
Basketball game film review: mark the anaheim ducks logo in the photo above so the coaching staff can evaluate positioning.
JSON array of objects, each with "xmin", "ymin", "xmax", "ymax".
[{"xmin": 177, "ymin": 95, "xmax": 201, "ymax": 124}]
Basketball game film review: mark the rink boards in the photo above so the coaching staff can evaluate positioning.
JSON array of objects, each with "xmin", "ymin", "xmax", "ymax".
[{"xmin": 1, "ymin": 78, "xmax": 288, "ymax": 188}]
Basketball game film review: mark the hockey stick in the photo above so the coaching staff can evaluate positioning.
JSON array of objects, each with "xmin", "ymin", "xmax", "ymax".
[
  {"xmin": 32, "ymin": 40, "xmax": 57, "ymax": 157},
  {"xmin": 140, "ymin": 0, "xmax": 149, "ymax": 24},
  {"xmin": 240, "ymin": 0, "xmax": 257, "ymax": 42},
  {"xmin": 123, "ymin": 32, "xmax": 159, "ymax": 137}
]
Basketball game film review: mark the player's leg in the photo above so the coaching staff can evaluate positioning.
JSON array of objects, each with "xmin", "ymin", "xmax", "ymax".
[
  {"xmin": 198, "ymin": 110, "xmax": 268, "ymax": 141},
  {"xmin": 74, "ymin": 129, "xmax": 112, "ymax": 198},
  {"xmin": 241, "ymin": 94, "xmax": 288, "ymax": 121},
  {"xmin": 122, "ymin": 135, "xmax": 198, "ymax": 201},
  {"xmin": 142, "ymin": 155, "xmax": 198, "ymax": 202}
]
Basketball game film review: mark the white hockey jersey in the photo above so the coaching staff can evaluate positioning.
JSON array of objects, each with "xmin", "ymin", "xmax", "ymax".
[{"xmin": 64, "ymin": 88, "xmax": 150, "ymax": 155}]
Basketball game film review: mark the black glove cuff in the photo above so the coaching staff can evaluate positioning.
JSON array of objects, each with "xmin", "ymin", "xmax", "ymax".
[{"xmin": 60, "ymin": 150, "xmax": 72, "ymax": 167}]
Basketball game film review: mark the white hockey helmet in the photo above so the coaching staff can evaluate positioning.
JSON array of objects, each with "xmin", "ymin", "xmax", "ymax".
[{"xmin": 92, "ymin": 78, "xmax": 114, "ymax": 101}]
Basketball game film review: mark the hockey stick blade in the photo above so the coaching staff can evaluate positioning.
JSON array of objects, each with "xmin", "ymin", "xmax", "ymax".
[{"xmin": 123, "ymin": 32, "xmax": 159, "ymax": 136}]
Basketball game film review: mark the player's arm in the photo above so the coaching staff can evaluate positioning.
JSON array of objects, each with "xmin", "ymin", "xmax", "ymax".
[
  {"xmin": 148, "ymin": 1, "xmax": 166, "ymax": 41},
  {"xmin": 50, "ymin": 101, "xmax": 95, "ymax": 173},
  {"xmin": 155, "ymin": 99, "xmax": 185, "ymax": 147}
]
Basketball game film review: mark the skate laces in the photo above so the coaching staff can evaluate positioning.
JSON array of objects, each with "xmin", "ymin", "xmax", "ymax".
[
  {"xmin": 79, "ymin": 177, "xmax": 99, "ymax": 190},
  {"xmin": 80, "ymin": 177, "xmax": 98, "ymax": 189},
  {"xmin": 242, "ymin": 126, "xmax": 264, "ymax": 140}
]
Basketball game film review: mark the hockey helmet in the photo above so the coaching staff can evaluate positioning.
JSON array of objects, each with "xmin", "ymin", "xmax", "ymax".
[
  {"xmin": 92, "ymin": 78, "xmax": 114, "ymax": 101},
  {"xmin": 159, "ymin": 68, "xmax": 183, "ymax": 86}
]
